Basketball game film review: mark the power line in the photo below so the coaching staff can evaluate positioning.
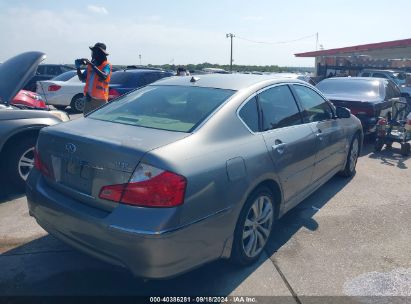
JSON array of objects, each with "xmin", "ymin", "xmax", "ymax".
[{"xmin": 236, "ymin": 33, "xmax": 317, "ymax": 45}]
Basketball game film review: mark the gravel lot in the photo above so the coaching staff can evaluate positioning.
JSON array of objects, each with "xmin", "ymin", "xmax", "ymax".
[{"xmin": 0, "ymin": 120, "xmax": 410, "ymax": 301}]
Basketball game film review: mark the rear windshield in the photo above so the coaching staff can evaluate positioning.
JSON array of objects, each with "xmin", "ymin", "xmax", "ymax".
[
  {"xmin": 89, "ymin": 85, "xmax": 235, "ymax": 132},
  {"xmin": 110, "ymin": 72, "xmax": 131, "ymax": 84},
  {"xmin": 51, "ymin": 71, "xmax": 77, "ymax": 81},
  {"xmin": 317, "ymin": 79, "xmax": 381, "ymax": 98}
]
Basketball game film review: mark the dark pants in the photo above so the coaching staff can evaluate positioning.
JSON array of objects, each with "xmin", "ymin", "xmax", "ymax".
[{"xmin": 83, "ymin": 96, "xmax": 107, "ymax": 115}]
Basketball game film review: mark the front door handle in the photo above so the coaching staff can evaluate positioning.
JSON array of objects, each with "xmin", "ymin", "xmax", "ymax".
[{"xmin": 272, "ymin": 140, "xmax": 286, "ymax": 154}]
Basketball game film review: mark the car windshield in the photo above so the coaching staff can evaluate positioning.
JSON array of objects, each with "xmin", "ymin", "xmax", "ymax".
[
  {"xmin": 51, "ymin": 71, "xmax": 77, "ymax": 81},
  {"xmin": 89, "ymin": 85, "xmax": 235, "ymax": 132},
  {"xmin": 317, "ymin": 79, "xmax": 381, "ymax": 98}
]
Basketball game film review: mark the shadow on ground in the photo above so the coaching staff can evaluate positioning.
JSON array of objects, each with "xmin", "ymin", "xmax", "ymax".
[{"xmin": 361, "ymin": 140, "xmax": 410, "ymax": 169}]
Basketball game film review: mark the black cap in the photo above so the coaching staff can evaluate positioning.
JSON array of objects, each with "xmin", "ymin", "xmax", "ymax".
[{"xmin": 89, "ymin": 42, "xmax": 109, "ymax": 55}]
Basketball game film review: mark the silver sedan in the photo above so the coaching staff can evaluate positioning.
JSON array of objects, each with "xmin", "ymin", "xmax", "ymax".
[{"xmin": 26, "ymin": 74, "xmax": 363, "ymax": 279}]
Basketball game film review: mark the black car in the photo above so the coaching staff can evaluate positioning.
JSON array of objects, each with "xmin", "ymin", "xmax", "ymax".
[
  {"xmin": 24, "ymin": 64, "xmax": 75, "ymax": 92},
  {"xmin": 0, "ymin": 52, "xmax": 68, "ymax": 190},
  {"xmin": 108, "ymin": 69, "xmax": 174, "ymax": 99},
  {"xmin": 316, "ymin": 77, "xmax": 404, "ymax": 134}
]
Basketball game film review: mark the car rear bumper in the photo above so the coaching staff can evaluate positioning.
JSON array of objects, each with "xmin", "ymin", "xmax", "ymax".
[
  {"xmin": 356, "ymin": 116, "xmax": 377, "ymax": 134},
  {"xmin": 26, "ymin": 170, "xmax": 231, "ymax": 279}
]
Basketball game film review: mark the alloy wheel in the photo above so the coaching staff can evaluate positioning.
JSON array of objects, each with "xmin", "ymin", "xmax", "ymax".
[
  {"xmin": 18, "ymin": 147, "xmax": 35, "ymax": 181},
  {"xmin": 242, "ymin": 195, "xmax": 274, "ymax": 258},
  {"xmin": 349, "ymin": 138, "xmax": 359, "ymax": 172}
]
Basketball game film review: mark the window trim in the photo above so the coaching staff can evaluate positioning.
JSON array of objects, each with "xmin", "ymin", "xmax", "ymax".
[
  {"xmin": 236, "ymin": 83, "xmax": 305, "ymax": 134},
  {"xmin": 290, "ymin": 83, "xmax": 336, "ymax": 123},
  {"xmin": 237, "ymin": 92, "xmax": 259, "ymax": 134}
]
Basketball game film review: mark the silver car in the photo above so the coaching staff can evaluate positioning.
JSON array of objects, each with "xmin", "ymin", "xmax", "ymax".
[{"xmin": 27, "ymin": 73, "xmax": 363, "ymax": 279}]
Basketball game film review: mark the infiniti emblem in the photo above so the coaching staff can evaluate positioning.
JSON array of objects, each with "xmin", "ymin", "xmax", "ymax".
[{"xmin": 65, "ymin": 143, "xmax": 77, "ymax": 153}]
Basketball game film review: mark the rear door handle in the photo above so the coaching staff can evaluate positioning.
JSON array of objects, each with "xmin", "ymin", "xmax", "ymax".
[{"xmin": 272, "ymin": 140, "xmax": 286, "ymax": 154}]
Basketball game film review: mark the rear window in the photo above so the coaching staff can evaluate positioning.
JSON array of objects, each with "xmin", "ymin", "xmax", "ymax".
[
  {"xmin": 110, "ymin": 71, "xmax": 132, "ymax": 85},
  {"xmin": 51, "ymin": 71, "xmax": 77, "ymax": 81},
  {"xmin": 89, "ymin": 86, "xmax": 235, "ymax": 132},
  {"xmin": 317, "ymin": 79, "xmax": 381, "ymax": 98}
]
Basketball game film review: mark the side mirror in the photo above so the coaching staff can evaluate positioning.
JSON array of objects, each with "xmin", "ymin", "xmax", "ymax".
[
  {"xmin": 400, "ymin": 92, "xmax": 409, "ymax": 98},
  {"xmin": 336, "ymin": 106, "xmax": 351, "ymax": 119}
]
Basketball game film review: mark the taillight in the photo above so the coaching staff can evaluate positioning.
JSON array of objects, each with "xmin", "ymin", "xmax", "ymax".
[
  {"xmin": 99, "ymin": 164, "xmax": 187, "ymax": 208},
  {"xmin": 108, "ymin": 88, "xmax": 120, "ymax": 100},
  {"xmin": 33, "ymin": 148, "xmax": 52, "ymax": 177},
  {"xmin": 48, "ymin": 85, "xmax": 61, "ymax": 92},
  {"xmin": 35, "ymin": 100, "xmax": 47, "ymax": 108}
]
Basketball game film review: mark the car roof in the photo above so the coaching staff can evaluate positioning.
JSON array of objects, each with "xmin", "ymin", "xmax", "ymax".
[
  {"xmin": 320, "ymin": 77, "xmax": 385, "ymax": 82},
  {"xmin": 118, "ymin": 69, "xmax": 169, "ymax": 74},
  {"xmin": 361, "ymin": 69, "xmax": 397, "ymax": 73},
  {"xmin": 151, "ymin": 73, "xmax": 305, "ymax": 90}
]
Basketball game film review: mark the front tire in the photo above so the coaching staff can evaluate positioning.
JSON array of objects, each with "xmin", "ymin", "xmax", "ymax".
[
  {"xmin": 4, "ymin": 136, "xmax": 37, "ymax": 189},
  {"xmin": 401, "ymin": 143, "xmax": 410, "ymax": 156},
  {"xmin": 339, "ymin": 133, "xmax": 360, "ymax": 177},
  {"xmin": 231, "ymin": 187, "xmax": 275, "ymax": 265}
]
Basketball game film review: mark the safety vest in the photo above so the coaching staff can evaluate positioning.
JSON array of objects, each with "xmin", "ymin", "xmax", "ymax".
[{"xmin": 84, "ymin": 61, "xmax": 111, "ymax": 101}]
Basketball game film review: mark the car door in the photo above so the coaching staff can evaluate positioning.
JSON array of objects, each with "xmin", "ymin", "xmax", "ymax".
[
  {"xmin": 291, "ymin": 84, "xmax": 346, "ymax": 183},
  {"xmin": 257, "ymin": 84, "xmax": 317, "ymax": 204}
]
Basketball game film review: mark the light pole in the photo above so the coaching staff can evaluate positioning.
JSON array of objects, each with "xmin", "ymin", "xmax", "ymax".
[
  {"xmin": 226, "ymin": 33, "xmax": 235, "ymax": 72},
  {"xmin": 139, "ymin": 54, "xmax": 142, "ymax": 66}
]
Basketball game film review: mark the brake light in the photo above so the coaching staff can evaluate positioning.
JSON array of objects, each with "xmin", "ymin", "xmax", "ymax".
[
  {"xmin": 99, "ymin": 164, "xmax": 187, "ymax": 207},
  {"xmin": 35, "ymin": 100, "xmax": 47, "ymax": 108},
  {"xmin": 108, "ymin": 88, "xmax": 120, "ymax": 100},
  {"xmin": 48, "ymin": 85, "xmax": 61, "ymax": 92},
  {"xmin": 33, "ymin": 148, "xmax": 52, "ymax": 177}
]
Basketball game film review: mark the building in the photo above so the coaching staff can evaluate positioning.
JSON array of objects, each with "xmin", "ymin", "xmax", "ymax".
[{"xmin": 295, "ymin": 38, "xmax": 411, "ymax": 78}]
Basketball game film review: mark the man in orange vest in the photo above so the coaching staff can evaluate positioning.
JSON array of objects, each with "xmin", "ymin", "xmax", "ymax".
[{"xmin": 75, "ymin": 42, "xmax": 112, "ymax": 115}]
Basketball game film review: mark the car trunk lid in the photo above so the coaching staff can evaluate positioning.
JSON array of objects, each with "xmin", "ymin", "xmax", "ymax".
[{"xmin": 37, "ymin": 117, "xmax": 190, "ymax": 212}]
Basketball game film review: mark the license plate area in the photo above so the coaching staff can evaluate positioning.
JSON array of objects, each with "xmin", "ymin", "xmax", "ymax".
[{"xmin": 60, "ymin": 158, "xmax": 94, "ymax": 195}]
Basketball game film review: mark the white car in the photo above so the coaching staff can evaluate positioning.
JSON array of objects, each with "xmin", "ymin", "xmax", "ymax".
[
  {"xmin": 270, "ymin": 73, "xmax": 317, "ymax": 85},
  {"xmin": 37, "ymin": 70, "xmax": 85, "ymax": 113}
]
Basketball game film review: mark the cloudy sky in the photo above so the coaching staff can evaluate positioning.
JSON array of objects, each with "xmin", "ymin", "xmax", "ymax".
[{"xmin": 1, "ymin": 0, "xmax": 411, "ymax": 67}]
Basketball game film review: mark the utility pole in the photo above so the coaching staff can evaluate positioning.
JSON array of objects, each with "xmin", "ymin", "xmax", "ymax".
[
  {"xmin": 226, "ymin": 33, "xmax": 235, "ymax": 72},
  {"xmin": 316, "ymin": 32, "xmax": 319, "ymax": 51},
  {"xmin": 139, "ymin": 54, "xmax": 142, "ymax": 66}
]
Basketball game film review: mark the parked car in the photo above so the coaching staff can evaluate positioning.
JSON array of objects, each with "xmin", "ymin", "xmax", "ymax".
[
  {"xmin": 317, "ymin": 77, "xmax": 402, "ymax": 134},
  {"xmin": 27, "ymin": 74, "xmax": 362, "ymax": 279},
  {"xmin": 24, "ymin": 64, "xmax": 75, "ymax": 92},
  {"xmin": 0, "ymin": 52, "xmax": 69, "ymax": 189},
  {"xmin": 11, "ymin": 89, "xmax": 47, "ymax": 109},
  {"xmin": 358, "ymin": 69, "xmax": 411, "ymax": 97},
  {"xmin": 108, "ymin": 69, "xmax": 174, "ymax": 99},
  {"xmin": 37, "ymin": 70, "xmax": 85, "ymax": 112}
]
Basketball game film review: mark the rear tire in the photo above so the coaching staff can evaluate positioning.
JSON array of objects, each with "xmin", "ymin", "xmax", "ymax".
[
  {"xmin": 339, "ymin": 133, "xmax": 360, "ymax": 177},
  {"xmin": 401, "ymin": 143, "xmax": 411, "ymax": 156},
  {"xmin": 374, "ymin": 138, "xmax": 384, "ymax": 152},
  {"xmin": 231, "ymin": 187, "xmax": 275, "ymax": 265},
  {"xmin": 4, "ymin": 136, "xmax": 37, "ymax": 190},
  {"xmin": 70, "ymin": 94, "xmax": 85, "ymax": 113}
]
